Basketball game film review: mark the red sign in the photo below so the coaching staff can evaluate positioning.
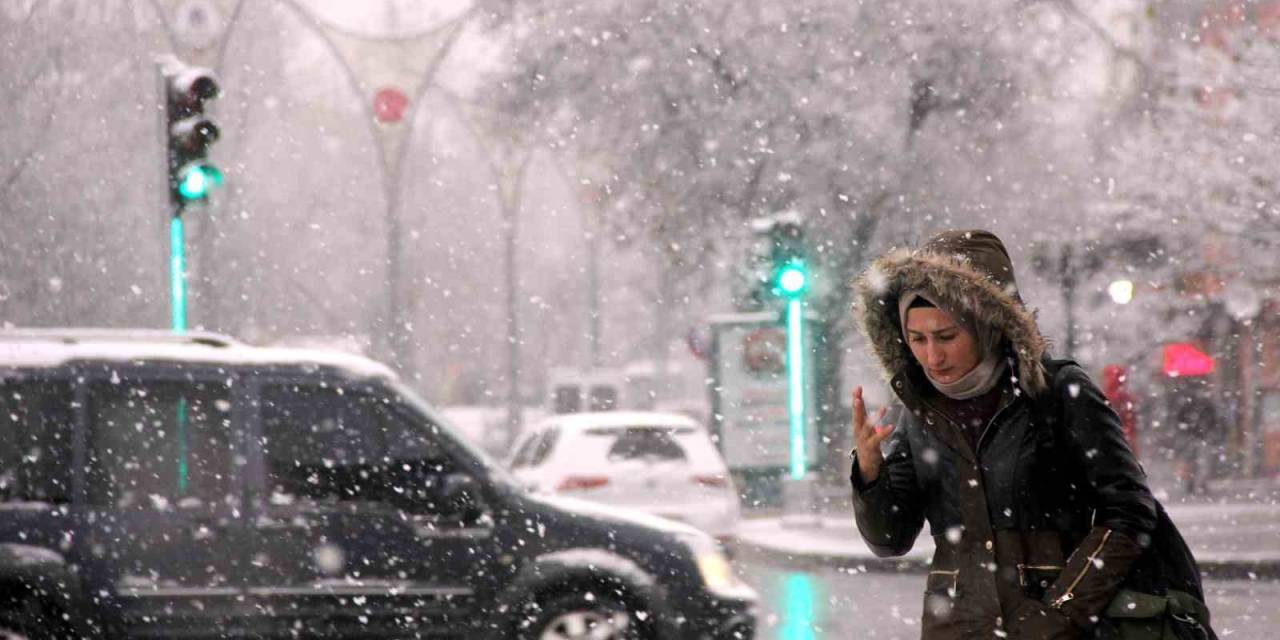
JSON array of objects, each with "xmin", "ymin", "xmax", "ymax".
[
  {"xmin": 373, "ymin": 87, "xmax": 408, "ymax": 124},
  {"xmin": 1162, "ymin": 343, "xmax": 1216, "ymax": 377},
  {"xmin": 743, "ymin": 328, "xmax": 786, "ymax": 375}
]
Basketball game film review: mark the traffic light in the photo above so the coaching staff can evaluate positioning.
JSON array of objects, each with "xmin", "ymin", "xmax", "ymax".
[
  {"xmin": 739, "ymin": 213, "xmax": 808, "ymax": 311},
  {"xmin": 774, "ymin": 259, "xmax": 808, "ymax": 299},
  {"xmin": 161, "ymin": 55, "xmax": 222, "ymax": 206},
  {"xmin": 768, "ymin": 218, "xmax": 808, "ymax": 299}
]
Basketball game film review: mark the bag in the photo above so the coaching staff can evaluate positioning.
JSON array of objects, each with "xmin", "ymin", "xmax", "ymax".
[
  {"xmin": 1090, "ymin": 502, "xmax": 1217, "ymax": 640},
  {"xmin": 1098, "ymin": 588, "xmax": 1215, "ymax": 640},
  {"xmin": 1041, "ymin": 361, "xmax": 1218, "ymax": 640}
]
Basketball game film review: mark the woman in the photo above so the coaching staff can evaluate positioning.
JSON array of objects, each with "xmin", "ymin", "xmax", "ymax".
[{"xmin": 849, "ymin": 230, "xmax": 1210, "ymax": 639}]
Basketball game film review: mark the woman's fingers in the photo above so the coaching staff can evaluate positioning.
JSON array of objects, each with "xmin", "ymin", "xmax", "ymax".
[
  {"xmin": 852, "ymin": 386, "xmax": 892, "ymax": 446},
  {"xmin": 871, "ymin": 423, "xmax": 896, "ymax": 446},
  {"xmin": 851, "ymin": 386, "xmax": 866, "ymax": 436}
]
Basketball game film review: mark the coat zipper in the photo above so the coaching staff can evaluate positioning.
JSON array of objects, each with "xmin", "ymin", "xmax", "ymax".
[
  {"xmin": 1051, "ymin": 529, "xmax": 1113, "ymax": 609},
  {"xmin": 975, "ymin": 378, "xmax": 1021, "ymax": 453}
]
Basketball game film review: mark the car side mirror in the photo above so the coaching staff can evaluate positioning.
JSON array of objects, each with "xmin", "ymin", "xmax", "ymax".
[
  {"xmin": 439, "ymin": 472, "xmax": 484, "ymax": 520},
  {"xmin": 386, "ymin": 462, "xmax": 484, "ymax": 519}
]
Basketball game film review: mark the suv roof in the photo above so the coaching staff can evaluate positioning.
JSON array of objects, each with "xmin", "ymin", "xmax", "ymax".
[
  {"xmin": 535, "ymin": 411, "xmax": 701, "ymax": 432},
  {"xmin": 0, "ymin": 328, "xmax": 396, "ymax": 380}
]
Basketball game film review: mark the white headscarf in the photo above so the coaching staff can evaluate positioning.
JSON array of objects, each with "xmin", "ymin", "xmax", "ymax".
[{"xmin": 898, "ymin": 290, "xmax": 1007, "ymax": 400}]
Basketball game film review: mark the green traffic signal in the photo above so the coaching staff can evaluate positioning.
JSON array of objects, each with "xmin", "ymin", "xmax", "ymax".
[
  {"xmin": 775, "ymin": 260, "xmax": 808, "ymax": 298},
  {"xmin": 175, "ymin": 162, "xmax": 223, "ymax": 201}
]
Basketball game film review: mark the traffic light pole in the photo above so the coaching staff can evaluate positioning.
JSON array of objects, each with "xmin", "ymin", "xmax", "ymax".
[
  {"xmin": 786, "ymin": 296, "xmax": 806, "ymax": 480},
  {"xmin": 170, "ymin": 214, "xmax": 187, "ymax": 333},
  {"xmin": 781, "ymin": 294, "xmax": 819, "ymax": 526},
  {"xmin": 775, "ymin": 257, "xmax": 819, "ymax": 525}
]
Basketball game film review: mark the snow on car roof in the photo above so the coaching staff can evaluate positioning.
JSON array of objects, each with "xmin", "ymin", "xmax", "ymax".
[
  {"xmin": 0, "ymin": 329, "xmax": 396, "ymax": 380},
  {"xmin": 536, "ymin": 410, "xmax": 702, "ymax": 432}
]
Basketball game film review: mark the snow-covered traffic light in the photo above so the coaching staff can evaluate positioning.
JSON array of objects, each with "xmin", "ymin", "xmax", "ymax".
[
  {"xmin": 161, "ymin": 55, "xmax": 222, "ymax": 206},
  {"xmin": 739, "ymin": 211, "xmax": 809, "ymax": 310},
  {"xmin": 159, "ymin": 55, "xmax": 222, "ymax": 333},
  {"xmin": 767, "ymin": 218, "xmax": 806, "ymax": 298}
]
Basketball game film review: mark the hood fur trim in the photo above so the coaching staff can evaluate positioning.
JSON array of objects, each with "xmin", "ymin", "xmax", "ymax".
[{"xmin": 852, "ymin": 247, "xmax": 1049, "ymax": 397}]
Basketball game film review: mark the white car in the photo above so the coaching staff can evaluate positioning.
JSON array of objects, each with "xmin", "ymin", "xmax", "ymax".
[{"xmin": 508, "ymin": 411, "xmax": 741, "ymax": 541}]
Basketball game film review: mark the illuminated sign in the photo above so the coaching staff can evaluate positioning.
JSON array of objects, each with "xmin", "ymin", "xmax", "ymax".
[{"xmin": 1162, "ymin": 342, "xmax": 1216, "ymax": 377}]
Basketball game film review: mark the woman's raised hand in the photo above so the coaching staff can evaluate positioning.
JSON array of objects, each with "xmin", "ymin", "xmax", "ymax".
[{"xmin": 852, "ymin": 385, "xmax": 895, "ymax": 484}]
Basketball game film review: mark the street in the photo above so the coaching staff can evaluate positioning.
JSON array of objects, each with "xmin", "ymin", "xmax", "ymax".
[{"xmin": 734, "ymin": 553, "xmax": 1280, "ymax": 639}]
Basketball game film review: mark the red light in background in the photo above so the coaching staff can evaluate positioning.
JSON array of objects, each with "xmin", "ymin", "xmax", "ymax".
[{"xmin": 1162, "ymin": 343, "xmax": 1216, "ymax": 377}]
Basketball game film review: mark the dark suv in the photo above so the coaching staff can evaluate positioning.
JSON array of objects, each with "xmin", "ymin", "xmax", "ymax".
[{"xmin": 0, "ymin": 330, "xmax": 756, "ymax": 639}]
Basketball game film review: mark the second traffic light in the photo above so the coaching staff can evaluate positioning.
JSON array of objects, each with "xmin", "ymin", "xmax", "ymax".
[
  {"xmin": 161, "ymin": 55, "xmax": 222, "ymax": 206},
  {"xmin": 740, "ymin": 212, "xmax": 809, "ymax": 311},
  {"xmin": 763, "ymin": 215, "xmax": 807, "ymax": 300}
]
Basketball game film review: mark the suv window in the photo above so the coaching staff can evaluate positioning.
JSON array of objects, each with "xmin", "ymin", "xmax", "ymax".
[
  {"xmin": 87, "ymin": 379, "xmax": 234, "ymax": 509},
  {"xmin": 379, "ymin": 398, "xmax": 443, "ymax": 463},
  {"xmin": 603, "ymin": 427, "xmax": 688, "ymax": 462},
  {"xmin": 0, "ymin": 378, "xmax": 74, "ymax": 503},
  {"xmin": 260, "ymin": 384, "xmax": 446, "ymax": 504}
]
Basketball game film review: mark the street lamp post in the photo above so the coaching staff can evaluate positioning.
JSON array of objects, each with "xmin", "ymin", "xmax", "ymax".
[
  {"xmin": 1031, "ymin": 240, "xmax": 1102, "ymax": 358},
  {"xmin": 1061, "ymin": 247, "xmax": 1079, "ymax": 357}
]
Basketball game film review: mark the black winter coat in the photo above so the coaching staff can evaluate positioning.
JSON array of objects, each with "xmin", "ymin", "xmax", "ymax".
[
  {"xmin": 848, "ymin": 230, "xmax": 1200, "ymax": 639},
  {"xmin": 852, "ymin": 358, "xmax": 1155, "ymax": 638}
]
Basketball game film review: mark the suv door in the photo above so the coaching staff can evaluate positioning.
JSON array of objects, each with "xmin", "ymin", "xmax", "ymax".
[
  {"xmin": 79, "ymin": 365, "xmax": 248, "ymax": 636},
  {"xmin": 245, "ymin": 376, "xmax": 496, "ymax": 637},
  {"xmin": 0, "ymin": 372, "xmax": 75, "ymax": 557}
]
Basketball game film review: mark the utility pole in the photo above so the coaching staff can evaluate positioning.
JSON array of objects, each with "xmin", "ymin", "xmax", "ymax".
[
  {"xmin": 496, "ymin": 152, "xmax": 534, "ymax": 444},
  {"xmin": 588, "ymin": 222, "xmax": 603, "ymax": 368}
]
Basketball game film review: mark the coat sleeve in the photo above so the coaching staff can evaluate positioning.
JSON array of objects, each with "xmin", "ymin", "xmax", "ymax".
[
  {"xmin": 849, "ymin": 404, "xmax": 925, "ymax": 557},
  {"xmin": 1042, "ymin": 364, "xmax": 1158, "ymax": 629}
]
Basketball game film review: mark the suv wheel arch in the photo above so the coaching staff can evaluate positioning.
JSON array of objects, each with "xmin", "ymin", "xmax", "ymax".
[{"xmin": 489, "ymin": 550, "xmax": 677, "ymax": 640}]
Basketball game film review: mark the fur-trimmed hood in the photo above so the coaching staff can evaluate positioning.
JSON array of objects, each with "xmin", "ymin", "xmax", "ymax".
[{"xmin": 852, "ymin": 229, "xmax": 1049, "ymax": 397}]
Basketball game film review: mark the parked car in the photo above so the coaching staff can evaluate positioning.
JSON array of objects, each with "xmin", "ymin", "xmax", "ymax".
[
  {"xmin": 0, "ymin": 329, "xmax": 756, "ymax": 639},
  {"xmin": 508, "ymin": 412, "xmax": 741, "ymax": 542}
]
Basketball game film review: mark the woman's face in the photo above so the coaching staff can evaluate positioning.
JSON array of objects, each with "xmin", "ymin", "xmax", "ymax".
[{"xmin": 905, "ymin": 307, "xmax": 981, "ymax": 384}]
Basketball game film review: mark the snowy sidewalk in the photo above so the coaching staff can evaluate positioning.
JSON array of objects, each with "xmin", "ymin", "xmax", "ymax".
[{"xmin": 733, "ymin": 502, "xmax": 1280, "ymax": 579}]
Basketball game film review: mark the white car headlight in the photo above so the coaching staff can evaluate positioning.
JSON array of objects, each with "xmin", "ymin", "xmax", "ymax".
[{"xmin": 680, "ymin": 533, "xmax": 756, "ymax": 599}]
